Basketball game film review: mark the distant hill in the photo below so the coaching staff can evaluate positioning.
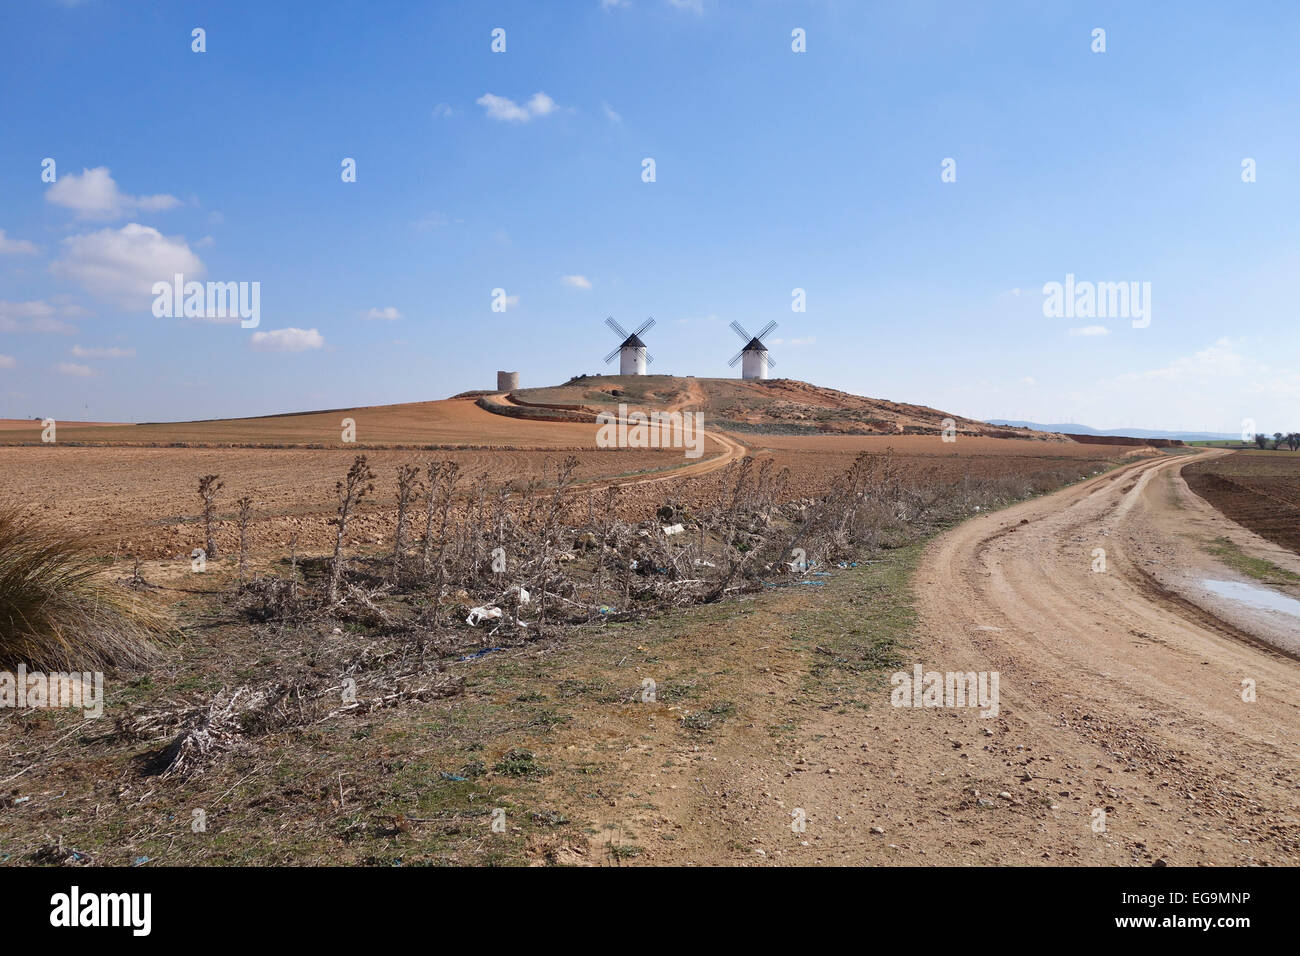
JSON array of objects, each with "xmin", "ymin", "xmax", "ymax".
[
  {"xmin": 506, "ymin": 375, "xmax": 1067, "ymax": 439},
  {"xmin": 986, "ymin": 420, "xmax": 1240, "ymax": 442}
]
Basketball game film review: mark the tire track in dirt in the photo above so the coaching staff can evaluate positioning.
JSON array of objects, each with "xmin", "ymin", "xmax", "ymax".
[{"xmin": 624, "ymin": 450, "xmax": 1300, "ymax": 865}]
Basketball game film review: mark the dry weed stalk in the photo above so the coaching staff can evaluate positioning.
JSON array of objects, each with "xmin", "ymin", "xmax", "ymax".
[
  {"xmin": 327, "ymin": 456, "xmax": 376, "ymax": 604},
  {"xmin": 197, "ymin": 474, "xmax": 224, "ymax": 560}
]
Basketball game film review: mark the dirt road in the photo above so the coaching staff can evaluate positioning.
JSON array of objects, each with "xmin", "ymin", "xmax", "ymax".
[
  {"xmin": 812, "ymin": 448, "xmax": 1300, "ymax": 864},
  {"xmin": 598, "ymin": 449, "xmax": 1300, "ymax": 865}
]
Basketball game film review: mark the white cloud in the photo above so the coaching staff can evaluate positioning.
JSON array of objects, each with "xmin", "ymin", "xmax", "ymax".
[
  {"xmin": 432, "ymin": 103, "xmax": 455, "ymax": 118},
  {"xmin": 0, "ymin": 300, "xmax": 80, "ymax": 334},
  {"xmin": 45, "ymin": 167, "xmax": 181, "ymax": 220},
  {"xmin": 1116, "ymin": 338, "xmax": 1245, "ymax": 385},
  {"xmin": 1069, "ymin": 325, "xmax": 1110, "ymax": 336},
  {"xmin": 58, "ymin": 362, "xmax": 94, "ymax": 377},
  {"xmin": 50, "ymin": 223, "xmax": 204, "ymax": 307},
  {"xmin": 0, "ymin": 230, "xmax": 38, "ymax": 255},
  {"xmin": 477, "ymin": 91, "xmax": 562, "ymax": 123},
  {"xmin": 602, "ymin": 102, "xmax": 623, "ymax": 123},
  {"xmin": 362, "ymin": 306, "xmax": 402, "ymax": 320},
  {"xmin": 1020, "ymin": 376, "xmax": 1037, "ymax": 387},
  {"xmin": 249, "ymin": 327, "xmax": 324, "ymax": 352},
  {"xmin": 601, "ymin": 0, "xmax": 631, "ymax": 8},
  {"xmin": 1084, "ymin": 338, "xmax": 1300, "ymax": 431},
  {"xmin": 71, "ymin": 345, "xmax": 134, "ymax": 358},
  {"xmin": 0, "ymin": 355, "xmax": 15, "ymax": 369},
  {"xmin": 560, "ymin": 275, "xmax": 593, "ymax": 290}
]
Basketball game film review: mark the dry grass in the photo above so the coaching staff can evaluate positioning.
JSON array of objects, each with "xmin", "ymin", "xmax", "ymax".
[{"xmin": 0, "ymin": 503, "xmax": 171, "ymax": 671}]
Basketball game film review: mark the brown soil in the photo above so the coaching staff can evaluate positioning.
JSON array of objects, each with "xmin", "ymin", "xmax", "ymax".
[
  {"xmin": 514, "ymin": 376, "xmax": 1056, "ymax": 439},
  {"xmin": 1183, "ymin": 450, "xmax": 1300, "ymax": 554},
  {"xmin": 539, "ymin": 449, "xmax": 1300, "ymax": 865}
]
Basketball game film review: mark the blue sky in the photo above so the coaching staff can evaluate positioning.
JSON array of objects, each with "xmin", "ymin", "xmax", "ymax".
[{"xmin": 3, "ymin": 0, "xmax": 1299, "ymax": 432}]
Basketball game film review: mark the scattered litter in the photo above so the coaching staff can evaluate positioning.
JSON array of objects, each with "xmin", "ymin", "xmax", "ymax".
[
  {"xmin": 459, "ymin": 646, "xmax": 503, "ymax": 661},
  {"xmin": 466, "ymin": 605, "xmax": 503, "ymax": 626},
  {"xmin": 439, "ymin": 772, "xmax": 468, "ymax": 782},
  {"xmin": 131, "ymin": 856, "xmax": 150, "ymax": 867},
  {"xmin": 661, "ymin": 523, "xmax": 685, "ymax": 536}
]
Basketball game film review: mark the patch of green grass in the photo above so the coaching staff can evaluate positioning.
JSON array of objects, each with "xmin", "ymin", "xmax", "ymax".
[
  {"xmin": 797, "ymin": 543, "xmax": 922, "ymax": 703},
  {"xmin": 493, "ymin": 748, "xmax": 550, "ymax": 777},
  {"xmin": 1207, "ymin": 536, "xmax": 1300, "ymax": 584},
  {"xmin": 680, "ymin": 700, "xmax": 734, "ymax": 732}
]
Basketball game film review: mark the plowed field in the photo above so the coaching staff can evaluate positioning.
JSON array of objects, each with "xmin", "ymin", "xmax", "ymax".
[{"xmin": 1183, "ymin": 449, "xmax": 1300, "ymax": 553}]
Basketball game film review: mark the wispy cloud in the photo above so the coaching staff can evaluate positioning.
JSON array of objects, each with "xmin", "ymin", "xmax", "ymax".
[
  {"xmin": 0, "ymin": 300, "xmax": 81, "ymax": 334},
  {"xmin": 249, "ymin": 327, "xmax": 324, "ymax": 352},
  {"xmin": 362, "ymin": 306, "xmax": 402, "ymax": 320},
  {"xmin": 57, "ymin": 362, "xmax": 94, "ymax": 377},
  {"xmin": 46, "ymin": 167, "xmax": 181, "ymax": 220},
  {"xmin": 412, "ymin": 211, "xmax": 452, "ymax": 231},
  {"xmin": 666, "ymin": 0, "xmax": 703, "ymax": 13},
  {"xmin": 477, "ymin": 92, "xmax": 561, "ymax": 123},
  {"xmin": 602, "ymin": 102, "xmax": 623, "ymax": 123},
  {"xmin": 0, "ymin": 229, "xmax": 38, "ymax": 256},
  {"xmin": 560, "ymin": 274, "xmax": 592, "ymax": 290},
  {"xmin": 0, "ymin": 355, "xmax": 16, "ymax": 369},
  {"xmin": 71, "ymin": 345, "xmax": 134, "ymax": 358}
]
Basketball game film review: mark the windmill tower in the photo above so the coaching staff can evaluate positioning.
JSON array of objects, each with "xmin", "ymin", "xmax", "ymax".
[
  {"xmin": 728, "ymin": 320, "xmax": 777, "ymax": 380},
  {"xmin": 603, "ymin": 316, "xmax": 655, "ymax": 375}
]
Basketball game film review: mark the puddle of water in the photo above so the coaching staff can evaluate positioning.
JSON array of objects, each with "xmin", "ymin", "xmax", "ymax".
[{"xmin": 1201, "ymin": 579, "xmax": 1300, "ymax": 619}]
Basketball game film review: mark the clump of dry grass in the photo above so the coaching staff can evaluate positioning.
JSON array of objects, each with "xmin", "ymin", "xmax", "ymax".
[{"xmin": 0, "ymin": 504, "xmax": 170, "ymax": 672}]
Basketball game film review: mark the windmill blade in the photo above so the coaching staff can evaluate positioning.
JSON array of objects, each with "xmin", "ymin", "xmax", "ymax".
[
  {"xmin": 729, "ymin": 320, "xmax": 751, "ymax": 342},
  {"xmin": 755, "ymin": 320, "xmax": 777, "ymax": 341},
  {"xmin": 645, "ymin": 352, "xmax": 654, "ymax": 365},
  {"xmin": 603, "ymin": 345, "xmax": 621, "ymax": 364},
  {"xmin": 632, "ymin": 317, "xmax": 655, "ymax": 338},
  {"xmin": 727, "ymin": 349, "xmax": 744, "ymax": 367},
  {"xmin": 605, "ymin": 316, "xmax": 629, "ymax": 339},
  {"xmin": 766, "ymin": 355, "xmax": 776, "ymax": 369}
]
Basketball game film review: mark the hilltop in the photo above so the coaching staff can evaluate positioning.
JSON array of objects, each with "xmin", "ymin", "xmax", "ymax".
[{"xmin": 505, "ymin": 375, "xmax": 1059, "ymax": 440}]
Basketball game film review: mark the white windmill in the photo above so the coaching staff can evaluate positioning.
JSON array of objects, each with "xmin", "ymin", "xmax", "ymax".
[
  {"xmin": 727, "ymin": 320, "xmax": 777, "ymax": 380},
  {"xmin": 603, "ymin": 316, "xmax": 655, "ymax": 375}
]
